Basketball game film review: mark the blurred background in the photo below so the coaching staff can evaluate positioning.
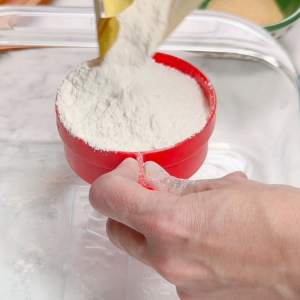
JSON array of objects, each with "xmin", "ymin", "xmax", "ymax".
[
  {"xmin": 0, "ymin": 0, "xmax": 90, "ymax": 5},
  {"xmin": 0, "ymin": 0, "xmax": 299, "ymax": 72}
]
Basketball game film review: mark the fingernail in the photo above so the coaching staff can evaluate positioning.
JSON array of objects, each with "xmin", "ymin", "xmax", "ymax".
[
  {"xmin": 117, "ymin": 157, "xmax": 138, "ymax": 168},
  {"xmin": 124, "ymin": 157, "xmax": 138, "ymax": 163}
]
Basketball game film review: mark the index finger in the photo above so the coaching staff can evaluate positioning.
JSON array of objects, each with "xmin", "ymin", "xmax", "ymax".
[{"xmin": 89, "ymin": 158, "xmax": 177, "ymax": 232}]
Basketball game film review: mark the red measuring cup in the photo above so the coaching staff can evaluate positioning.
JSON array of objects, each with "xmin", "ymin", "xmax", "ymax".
[{"xmin": 56, "ymin": 52, "xmax": 217, "ymax": 184}]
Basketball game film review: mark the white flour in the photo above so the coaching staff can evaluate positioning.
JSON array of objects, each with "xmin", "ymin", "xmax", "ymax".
[{"xmin": 56, "ymin": 0, "xmax": 209, "ymax": 152}]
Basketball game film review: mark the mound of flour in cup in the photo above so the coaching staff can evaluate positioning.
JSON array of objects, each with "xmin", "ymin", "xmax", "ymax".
[{"xmin": 56, "ymin": 0, "xmax": 209, "ymax": 152}]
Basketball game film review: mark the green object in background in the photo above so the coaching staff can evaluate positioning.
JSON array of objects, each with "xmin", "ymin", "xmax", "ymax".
[
  {"xmin": 199, "ymin": 0, "xmax": 300, "ymax": 38},
  {"xmin": 199, "ymin": 0, "xmax": 210, "ymax": 9},
  {"xmin": 276, "ymin": 0, "xmax": 299, "ymax": 18},
  {"xmin": 266, "ymin": 0, "xmax": 300, "ymax": 32}
]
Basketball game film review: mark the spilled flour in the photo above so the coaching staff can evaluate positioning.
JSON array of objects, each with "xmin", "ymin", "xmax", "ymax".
[{"xmin": 56, "ymin": 0, "xmax": 209, "ymax": 152}]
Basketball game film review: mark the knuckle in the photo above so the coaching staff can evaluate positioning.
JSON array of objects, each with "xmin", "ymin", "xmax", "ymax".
[
  {"xmin": 154, "ymin": 257, "xmax": 184, "ymax": 284},
  {"xmin": 150, "ymin": 217, "xmax": 176, "ymax": 240},
  {"xmin": 89, "ymin": 173, "xmax": 116, "ymax": 206},
  {"xmin": 88, "ymin": 181, "xmax": 98, "ymax": 206},
  {"xmin": 106, "ymin": 218, "xmax": 115, "ymax": 239},
  {"xmin": 176, "ymin": 289, "xmax": 188, "ymax": 300}
]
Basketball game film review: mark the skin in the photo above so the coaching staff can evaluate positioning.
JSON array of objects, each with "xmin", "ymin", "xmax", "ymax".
[{"xmin": 89, "ymin": 158, "xmax": 300, "ymax": 300}]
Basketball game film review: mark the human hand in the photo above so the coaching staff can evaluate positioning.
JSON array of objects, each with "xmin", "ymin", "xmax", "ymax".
[{"xmin": 89, "ymin": 158, "xmax": 300, "ymax": 300}]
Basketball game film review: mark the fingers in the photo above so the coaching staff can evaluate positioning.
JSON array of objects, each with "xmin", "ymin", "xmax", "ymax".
[
  {"xmin": 106, "ymin": 218, "xmax": 150, "ymax": 265},
  {"xmin": 144, "ymin": 161, "xmax": 191, "ymax": 195},
  {"xmin": 144, "ymin": 161, "xmax": 217, "ymax": 195},
  {"xmin": 90, "ymin": 158, "xmax": 248, "ymax": 235},
  {"xmin": 108, "ymin": 157, "xmax": 140, "ymax": 182},
  {"xmin": 89, "ymin": 158, "xmax": 177, "ymax": 232}
]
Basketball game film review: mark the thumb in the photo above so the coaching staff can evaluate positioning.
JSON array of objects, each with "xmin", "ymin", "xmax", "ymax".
[
  {"xmin": 144, "ymin": 161, "xmax": 190, "ymax": 195},
  {"xmin": 144, "ymin": 161, "xmax": 217, "ymax": 195},
  {"xmin": 144, "ymin": 162, "xmax": 248, "ymax": 195}
]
